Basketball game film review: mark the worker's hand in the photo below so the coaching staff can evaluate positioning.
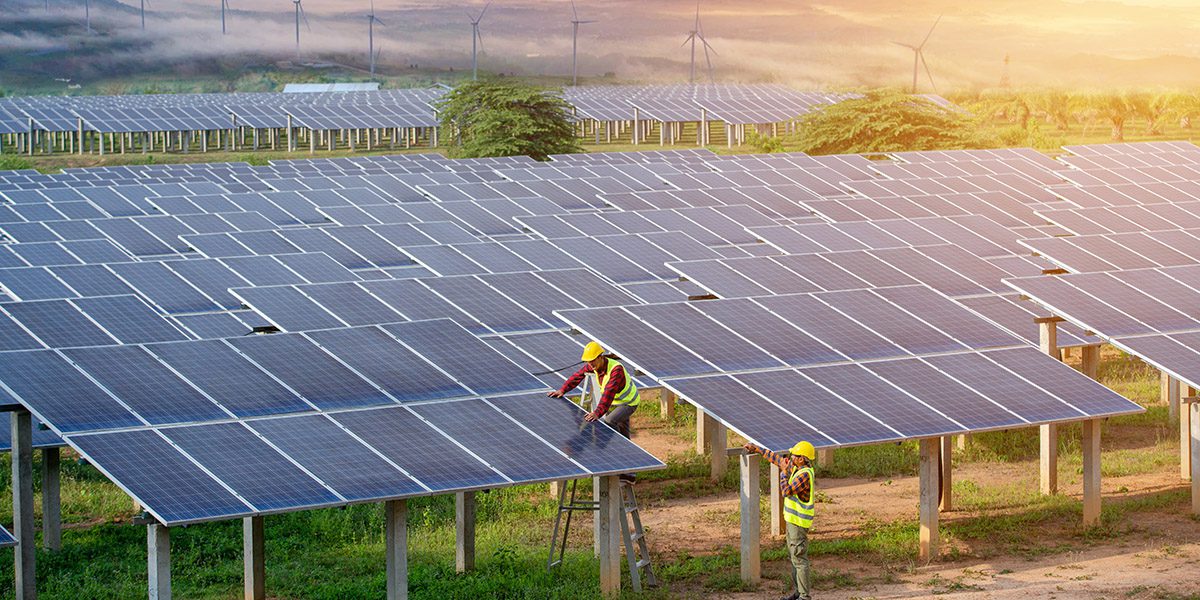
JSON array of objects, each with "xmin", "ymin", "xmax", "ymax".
[
  {"xmin": 584, "ymin": 412, "xmax": 600, "ymax": 422},
  {"xmin": 547, "ymin": 390, "xmax": 564, "ymax": 398},
  {"xmin": 742, "ymin": 443, "xmax": 758, "ymax": 454}
]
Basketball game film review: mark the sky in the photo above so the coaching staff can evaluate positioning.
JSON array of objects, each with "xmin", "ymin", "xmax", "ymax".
[{"xmin": 6, "ymin": 0, "xmax": 1200, "ymax": 90}]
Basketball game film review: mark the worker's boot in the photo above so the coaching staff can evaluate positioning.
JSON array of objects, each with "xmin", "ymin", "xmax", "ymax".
[{"xmin": 778, "ymin": 593, "xmax": 799, "ymax": 600}]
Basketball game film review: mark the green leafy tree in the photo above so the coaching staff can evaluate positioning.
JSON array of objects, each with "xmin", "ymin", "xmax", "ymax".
[
  {"xmin": 788, "ymin": 91, "xmax": 987, "ymax": 155},
  {"xmin": 1036, "ymin": 91, "xmax": 1078, "ymax": 131},
  {"xmin": 1089, "ymin": 92, "xmax": 1136, "ymax": 141},
  {"xmin": 435, "ymin": 81, "xmax": 581, "ymax": 160}
]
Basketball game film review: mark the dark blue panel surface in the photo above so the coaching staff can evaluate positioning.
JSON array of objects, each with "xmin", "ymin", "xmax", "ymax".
[
  {"xmin": 305, "ymin": 327, "xmax": 470, "ymax": 402},
  {"xmin": 359, "ymin": 279, "xmax": 484, "ymax": 332},
  {"xmin": 815, "ymin": 289, "xmax": 965, "ymax": 355},
  {"xmin": 230, "ymin": 333, "xmax": 395, "ymax": 410},
  {"xmin": 413, "ymin": 399, "xmax": 587, "ymax": 481},
  {"xmin": 668, "ymin": 374, "xmax": 825, "ymax": 450},
  {"xmin": 422, "ymin": 277, "xmax": 547, "ymax": 333},
  {"xmin": 4, "ymin": 299, "xmax": 117, "ymax": 347},
  {"xmin": 695, "ymin": 298, "xmax": 843, "ymax": 367},
  {"xmin": 301, "ymin": 283, "xmax": 405, "ymax": 327},
  {"xmin": 755, "ymin": 295, "xmax": 897, "ymax": 361},
  {"xmin": 250, "ymin": 415, "xmax": 424, "ymax": 502},
  {"xmin": 0, "ymin": 267, "xmax": 77, "ymax": 301},
  {"xmin": 222, "ymin": 256, "xmax": 308, "ymax": 287},
  {"xmin": 984, "ymin": 347, "xmax": 1142, "ymax": 417},
  {"xmin": 233, "ymin": 286, "xmax": 345, "ymax": 331},
  {"xmin": 109, "ymin": 262, "xmax": 222, "ymax": 314},
  {"xmin": 163, "ymin": 422, "xmax": 340, "ymax": 511},
  {"xmin": 864, "ymin": 357, "xmax": 1025, "ymax": 430},
  {"xmin": 801, "ymin": 363, "xmax": 960, "ymax": 437},
  {"xmin": 148, "ymin": 340, "xmax": 312, "ymax": 417},
  {"xmin": 874, "ymin": 285, "xmax": 1023, "ymax": 350},
  {"xmin": 166, "ymin": 260, "xmax": 249, "ymax": 310},
  {"xmin": 64, "ymin": 345, "xmax": 228, "ymax": 425},
  {"xmin": 382, "ymin": 320, "xmax": 544, "ymax": 395},
  {"xmin": 51, "ymin": 265, "xmax": 136, "ymax": 297},
  {"xmin": 627, "ymin": 303, "xmax": 783, "ymax": 371},
  {"xmin": 0, "ymin": 350, "xmax": 142, "ymax": 432},
  {"xmin": 557, "ymin": 307, "xmax": 711, "ymax": 378},
  {"xmin": 923, "ymin": 352, "xmax": 1082, "ymax": 422},
  {"xmin": 0, "ymin": 312, "xmax": 44, "ymax": 351},
  {"xmin": 334, "ymin": 407, "xmax": 507, "ymax": 491},
  {"xmin": 68, "ymin": 429, "xmax": 249, "ymax": 524},
  {"xmin": 72, "ymin": 296, "xmax": 190, "ymax": 344},
  {"xmin": 173, "ymin": 312, "xmax": 252, "ymax": 339},
  {"xmin": 735, "ymin": 369, "xmax": 898, "ymax": 445},
  {"xmin": 275, "ymin": 253, "xmax": 362, "ymax": 284},
  {"xmin": 491, "ymin": 394, "xmax": 663, "ymax": 473}
]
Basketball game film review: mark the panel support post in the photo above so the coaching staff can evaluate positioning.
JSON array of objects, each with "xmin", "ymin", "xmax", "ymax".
[
  {"xmin": 739, "ymin": 453, "xmax": 761, "ymax": 584},
  {"xmin": 148, "ymin": 523, "xmax": 171, "ymax": 600},
  {"xmin": 1081, "ymin": 419, "xmax": 1102, "ymax": 527},
  {"xmin": 918, "ymin": 438, "xmax": 939, "ymax": 563},
  {"xmin": 1190, "ymin": 400, "xmax": 1200, "ymax": 514},
  {"xmin": 42, "ymin": 447, "xmax": 61, "ymax": 551},
  {"xmin": 1183, "ymin": 384, "xmax": 1193, "ymax": 482},
  {"xmin": 939, "ymin": 436, "xmax": 952, "ymax": 512},
  {"xmin": 1164, "ymin": 372, "xmax": 1179, "ymax": 422},
  {"xmin": 385, "ymin": 500, "xmax": 408, "ymax": 600},
  {"xmin": 596, "ymin": 475, "xmax": 621, "ymax": 598},
  {"xmin": 658, "ymin": 389, "xmax": 675, "ymax": 421},
  {"xmin": 1080, "ymin": 345, "xmax": 1100, "ymax": 380},
  {"xmin": 695, "ymin": 408, "xmax": 711, "ymax": 455},
  {"xmin": 243, "ymin": 516, "xmax": 265, "ymax": 600},
  {"xmin": 1037, "ymin": 318, "xmax": 1061, "ymax": 496},
  {"xmin": 12, "ymin": 410, "xmax": 35, "ymax": 600},
  {"xmin": 817, "ymin": 448, "xmax": 834, "ymax": 469},
  {"xmin": 709, "ymin": 418, "xmax": 727, "ymax": 480},
  {"xmin": 455, "ymin": 491, "xmax": 476, "ymax": 573},
  {"xmin": 768, "ymin": 463, "xmax": 784, "ymax": 537}
]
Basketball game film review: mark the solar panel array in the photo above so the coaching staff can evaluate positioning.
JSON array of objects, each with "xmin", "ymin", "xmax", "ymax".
[{"xmin": 0, "ymin": 138, "xmax": 1170, "ymax": 527}]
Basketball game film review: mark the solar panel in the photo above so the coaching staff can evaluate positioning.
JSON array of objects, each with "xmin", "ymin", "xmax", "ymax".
[
  {"xmin": 2, "ymin": 299, "xmax": 118, "ymax": 348},
  {"xmin": 381, "ymin": 320, "xmax": 545, "ymax": 395},
  {"xmin": 305, "ymin": 326, "xmax": 471, "ymax": 402},
  {"xmin": 228, "ymin": 333, "xmax": 396, "ymax": 410},
  {"xmin": 147, "ymin": 340, "xmax": 312, "ymax": 418}
]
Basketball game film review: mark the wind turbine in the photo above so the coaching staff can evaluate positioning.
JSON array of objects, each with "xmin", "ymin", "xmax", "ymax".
[
  {"xmin": 368, "ymin": 0, "xmax": 386, "ymax": 78},
  {"xmin": 221, "ymin": 0, "xmax": 231, "ymax": 34},
  {"xmin": 681, "ymin": 3, "xmax": 716, "ymax": 84},
  {"xmin": 468, "ymin": 1, "xmax": 492, "ymax": 81},
  {"xmin": 140, "ymin": 0, "xmax": 147, "ymax": 30},
  {"xmin": 893, "ymin": 15, "xmax": 941, "ymax": 94},
  {"xmin": 293, "ymin": 0, "xmax": 311, "ymax": 60},
  {"xmin": 84, "ymin": 0, "xmax": 91, "ymax": 34},
  {"xmin": 569, "ymin": 0, "xmax": 595, "ymax": 87}
]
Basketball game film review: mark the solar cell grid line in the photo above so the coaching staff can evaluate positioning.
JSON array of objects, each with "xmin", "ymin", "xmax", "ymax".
[
  {"xmin": 1059, "ymin": 272, "xmax": 1200, "ymax": 333},
  {"xmin": 546, "ymin": 236, "xmax": 657, "ymax": 284},
  {"xmin": 228, "ymin": 332, "xmax": 401, "ymax": 410},
  {"xmin": 63, "ymin": 345, "xmax": 230, "ymax": 426},
  {"xmin": 163, "ymin": 259, "xmax": 254, "ymax": 311},
  {"xmin": 0, "ymin": 266, "xmax": 79, "ymax": 301},
  {"xmin": 489, "ymin": 394, "xmax": 664, "ymax": 474},
  {"xmin": 666, "ymin": 259, "xmax": 772, "ymax": 298},
  {"xmin": 911, "ymin": 245, "xmax": 1018, "ymax": 293},
  {"xmin": 107, "ymin": 261, "xmax": 225, "ymax": 315},
  {"xmin": 1110, "ymin": 269, "xmax": 1200, "ymax": 322},
  {"xmin": 324, "ymin": 225, "xmax": 414, "ymax": 268},
  {"xmin": 412, "ymin": 399, "xmax": 588, "ymax": 481},
  {"xmin": 476, "ymin": 271, "xmax": 586, "ymax": 328},
  {"xmin": 1112, "ymin": 335, "xmax": 1200, "ymax": 389},
  {"xmin": 357, "ymin": 279, "xmax": 485, "ymax": 333},
  {"xmin": 232, "ymin": 285, "xmax": 349, "ymax": 332},
  {"xmin": 296, "ymin": 282, "xmax": 407, "ymax": 328},
  {"xmin": 1, "ymin": 222, "xmax": 63, "ymax": 243},
  {"xmin": 729, "ymin": 369, "xmax": 900, "ymax": 445},
  {"xmin": 721, "ymin": 256, "xmax": 822, "ymax": 295},
  {"xmin": 2, "ymin": 298, "xmax": 119, "ymax": 348},
  {"xmin": 146, "ymin": 339, "xmax": 314, "ymax": 418},
  {"xmin": 864, "ymin": 357, "xmax": 1027, "ymax": 430},
  {"xmin": 305, "ymin": 326, "xmax": 473, "ymax": 402},
  {"xmin": 380, "ymin": 320, "xmax": 545, "ymax": 395},
  {"xmin": 865, "ymin": 247, "xmax": 993, "ymax": 298},
  {"xmin": 770, "ymin": 253, "xmax": 872, "ymax": 293},
  {"xmin": 554, "ymin": 306, "xmax": 717, "ymax": 378},
  {"xmin": 535, "ymin": 268, "xmax": 644, "ymax": 308},
  {"xmin": 985, "ymin": 346, "xmax": 1150, "ymax": 417},
  {"xmin": 9, "ymin": 242, "xmax": 80, "ymax": 267},
  {"xmin": 65, "ymin": 429, "xmax": 253, "ymax": 525},
  {"xmin": 402, "ymin": 245, "xmax": 490, "ymax": 277},
  {"xmin": 804, "ymin": 361, "xmax": 966, "ymax": 437},
  {"xmin": 871, "ymin": 285, "xmax": 1026, "ymax": 350},
  {"xmin": 818, "ymin": 250, "xmax": 919, "ymax": 289},
  {"xmin": 0, "ymin": 349, "xmax": 146, "ymax": 433},
  {"xmin": 333, "ymin": 406, "xmax": 509, "ymax": 492},
  {"xmin": 172, "ymin": 313, "xmax": 253, "ymax": 340},
  {"xmin": 501, "ymin": 239, "xmax": 583, "ymax": 271},
  {"xmin": 664, "ymin": 374, "xmax": 833, "ymax": 450},
  {"xmin": 751, "ymin": 293, "xmax": 906, "ymax": 362},
  {"xmin": 248, "ymin": 414, "xmax": 426, "ymax": 502},
  {"xmin": 625, "ymin": 302, "xmax": 786, "ymax": 372},
  {"xmin": 812, "ymin": 288, "xmax": 968, "ymax": 355},
  {"xmin": 1004, "ymin": 274, "xmax": 1155, "ymax": 337},
  {"xmin": 71, "ymin": 295, "xmax": 193, "ymax": 344},
  {"xmin": 162, "ymin": 422, "xmax": 344, "ymax": 512}
]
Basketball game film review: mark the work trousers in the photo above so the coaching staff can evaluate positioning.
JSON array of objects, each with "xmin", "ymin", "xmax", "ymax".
[
  {"xmin": 602, "ymin": 403, "xmax": 637, "ymax": 439},
  {"xmin": 785, "ymin": 522, "xmax": 811, "ymax": 600}
]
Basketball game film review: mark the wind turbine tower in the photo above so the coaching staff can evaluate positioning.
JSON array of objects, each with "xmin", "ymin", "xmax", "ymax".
[
  {"xmin": 569, "ymin": 0, "xmax": 596, "ymax": 87},
  {"xmin": 893, "ymin": 15, "xmax": 941, "ymax": 94},
  {"xmin": 222, "ymin": 0, "xmax": 231, "ymax": 34},
  {"xmin": 681, "ymin": 4, "xmax": 716, "ymax": 84},
  {"xmin": 469, "ymin": 2, "xmax": 492, "ymax": 81},
  {"xmin": 368, "ymin": 0, "xmax": 386, "ymax": 78},
  {"xmin": 293, "ymin": 0, "xmax": 311, "ymax": 60},
  {"xmin": 140, "ymin": 0, "xmax": 147, "ymax": 30}
]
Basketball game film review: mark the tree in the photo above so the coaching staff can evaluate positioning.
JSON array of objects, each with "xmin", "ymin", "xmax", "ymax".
[
  {"xmin": 788, "ymin": 91, "xmax": 987, "ymax": 155},
  {"xmin": 435, "ymin": 81, "xmax": 581, "ymax": 160},
  {"xmin": 1036, "ymin": 91, "xmax": 1078, "ymax": 131},
  {"xmin": 1089, "ymin": 92, "xmax": 1136, "ymax": 142}
]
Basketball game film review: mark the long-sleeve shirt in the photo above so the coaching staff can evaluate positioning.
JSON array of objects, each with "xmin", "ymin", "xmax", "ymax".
[
  {"xmin": 557, "ymin": 359, "xmax": 627, "ymax": 418},
  {"xmin": 747, "ymin": 444, "xmax": 812, "ymax": 500}
]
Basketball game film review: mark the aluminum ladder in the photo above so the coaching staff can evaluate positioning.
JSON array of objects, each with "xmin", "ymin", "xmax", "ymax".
[{"xmin": 546, "ymin": 479, "xmax": 657, "ymax": 592}]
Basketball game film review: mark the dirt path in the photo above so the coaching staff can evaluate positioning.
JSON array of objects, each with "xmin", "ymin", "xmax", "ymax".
[{"xmin": 626, "ymin": 413, "xmax": 1200, "ymax": 599}]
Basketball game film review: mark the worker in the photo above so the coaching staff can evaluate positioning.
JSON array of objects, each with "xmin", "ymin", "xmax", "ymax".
[
  {"xmin": 546, "ymin": 341, "xmax": 640, "ymax": 439},
  {"xmin": 743, "ymin": 440, "xmax": 815, "ymax": 600}
]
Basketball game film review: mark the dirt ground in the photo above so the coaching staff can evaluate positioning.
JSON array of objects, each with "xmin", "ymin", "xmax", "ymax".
[{"xmin": 626, "ymin": 415, "xmax": 1200, "ymax": 599}]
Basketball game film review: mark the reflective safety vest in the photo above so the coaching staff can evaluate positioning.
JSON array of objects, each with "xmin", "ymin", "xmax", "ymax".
[
  {"xmin": 590, "ymin": 359, "xmax": 641, "ymax": 408},
  {"xmin": 783, "ymin": 465, "xmax": 815, "ymax": 529}
]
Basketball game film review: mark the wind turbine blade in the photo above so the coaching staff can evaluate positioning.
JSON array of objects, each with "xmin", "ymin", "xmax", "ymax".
[
  {"xmin": 478, "ymin": 0, "xmax": 492, "ymax": 22},
  {"xmin": 700, "ymin": 35, "xmax": 718, "ymax": 57},
  {"xmin": 571, "ymin": 0, "xmax": 579, "ymax": 22},
  {"xmin": 703, "ymin": 41, "xmax": 714, "ymax": 82},
  {"xmin": 476, "ymin": 29, "xmax": 486, "ymax": 55},
  {"xmin": 919, "ymin": 50, "xmax": 937, "ymax": 94},
  {"xmin": 301, "ymin": 3, "xmax": 311, "ymax": 32},
  {"xmin": 681, "ymin": 33, "xmax": 695, "ymax": 47},
  {"xmin": 919, "ymin": 14, "xmax": 941, "ymax": 49},
  {"xmin": 892, "ymin": 41, "xmax": 915, "ymax": 49},
  {"xmin": 579, "ymin": 20, "xmax": 597, "ymax": 24},
  {"xmin": 375, "ymin": 16, "xmax": 386, "ymax": 26}
]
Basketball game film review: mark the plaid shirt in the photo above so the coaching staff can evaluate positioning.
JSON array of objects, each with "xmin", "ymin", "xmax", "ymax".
[
  {"xmin": 747, "ymin": 444, "xmax": 812, "ymax": 499},
  {"xmin": 557, "ymin": 358, "xmax": 627, "ymax": 418}
]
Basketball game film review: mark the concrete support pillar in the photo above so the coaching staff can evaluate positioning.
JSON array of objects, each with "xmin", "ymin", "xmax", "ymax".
[
  {"xmin": 817, "ymin": 448, "xmax": 834, "ymax": 469},
  {"xmin": 940, "ymin": 436, "xmax": 952, "ymax": 512},
  {"xmin": 956, "ymin": 434, "xmax": 967, "ymax": 451},
  {"xmin": 148, "ymin": 524, "xmax": 171, "ymax": 600},
  {"xmin": 696, "ymin": 408, "xmax": 711, "ymax": 455},
  {"xmin": 709, "ymin": 418, "xmax": 727, "ymax": 480},
  {"xmin": 243, "ymin": 516, "xmax": 265, "ymax": 600},
  {"xmin": 42, "ymin": 447, "xmax": 61, "ymax": 550},
  {"xmin": 1189, "ymin": 399, "xmax": 1200, "ymax": 514},
  {"xmin": 12, "ymin": 410, "xmax": 36, "ymax": 600},
  {"xmin": 768, "ymin": 463, "xmax": 784, "ymax": 537},
  {"xmin": 918, "ymin": 438, "xmax": 939, "ymax": 562},
  {"xmin": 385, "ymin": 499, "xmax": 408, "ymax": 600},
  {"xmin": 658, "ymin": 389, "xmax": 675, "ymax": 421},
  {"xmin": 596, "ymin": 475, "xmax": 621, "ymax": 598},
  {"xmin": 1184, "ymin": 384, "xmax": 1194, "ymax": 482},
  {"xmin": 1165, "ymin": 372, "xmax": 1180, "ymax": 422},
  {"xmin": 1081, "ymin": 419, "xmax": 1102, "ymax": 526},
  {"xmin": 1080, "ymin": 345, "xmax": 1100, "ymax": 379},
  {"xmin": 739, "ymin": 453, "xmax": 761, "ymax": 584},
  {"xmin": 1038, "ymin": 318, "xmax": 1062, "ymax": 495},
  {"xmin": 455, "ymin": 492, "xmax": 476, "ymax": 573}
]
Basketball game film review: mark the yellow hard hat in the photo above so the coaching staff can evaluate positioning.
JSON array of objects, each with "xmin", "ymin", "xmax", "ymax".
[
  {"xmin": 789, "ymin": 441, "xmax": 816, "ymax": 460},
  {"xmin": 581, "ymin": 341, "xmax": 605, "ymax": 362}
]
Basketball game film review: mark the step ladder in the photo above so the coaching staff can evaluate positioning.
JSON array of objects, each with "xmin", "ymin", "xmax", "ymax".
[{"xmin": 546, "ymin": 479, "xmax": 658, "ymax": 592}]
